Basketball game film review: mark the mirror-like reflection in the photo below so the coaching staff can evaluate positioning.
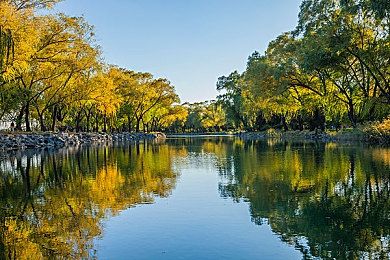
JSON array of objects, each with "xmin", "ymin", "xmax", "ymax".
[
  {"xmin": 1, "ymin": 137, "xmax": 390, "ymax": 259},
  {"xmin": 217, "ymin": 139, "xmax": 390, "ymax": 259},
  {"xmin": 0, "ymin": 141, "xmax": 180, "ymax": 259}
]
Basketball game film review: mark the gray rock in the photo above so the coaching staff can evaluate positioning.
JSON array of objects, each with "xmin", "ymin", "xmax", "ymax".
[{"xmin": 0, "ymin": 132, "xmax": 163, "ymax": 151}]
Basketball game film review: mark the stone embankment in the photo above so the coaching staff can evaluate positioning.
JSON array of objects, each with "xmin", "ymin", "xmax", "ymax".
[
  {"xmin": 235, "ymin": 131, "xmax": 336, "ymax": 141},
  {"xmin": 0, "ymin": 132, "xmax": 166, "ymax": 150}
]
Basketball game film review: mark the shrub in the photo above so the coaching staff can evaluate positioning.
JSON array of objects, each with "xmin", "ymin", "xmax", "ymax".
[{"xmin": 363, "ymin": 116, "xmax": 390, "ymax": 144}]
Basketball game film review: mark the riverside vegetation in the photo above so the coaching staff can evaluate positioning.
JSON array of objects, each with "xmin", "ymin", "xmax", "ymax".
[{"xmin": 1, "ymin": 0, "xmax": 390, "ymax": 144}]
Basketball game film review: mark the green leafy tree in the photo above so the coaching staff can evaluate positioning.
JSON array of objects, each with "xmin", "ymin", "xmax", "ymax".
[
  {"xmin": 216, "ymin": 71, "xmax": 253, "ymax": 130},
  {"xmin": 201, "ymin": 100, "xmax": 226, "ymax": 132},
  {"xmin": 297, "ymin": 0, "xmax": 390, "ymax": 110},
  {"xmin": 183, "ymin": 102, "xmax": 206, "ymax": 132}
]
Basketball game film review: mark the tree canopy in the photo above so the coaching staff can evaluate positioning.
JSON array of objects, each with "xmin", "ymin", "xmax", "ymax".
[
  {"xmin": 0, "ymin": 0, "xmax": 184, "ymax": 133},
  {"xmin": 215, "ymin": 0, "xmax": 390, "ymax": 132},
  {"xmin": 2, "ymin": 0, "xmax": 390, "ymax": 133}
]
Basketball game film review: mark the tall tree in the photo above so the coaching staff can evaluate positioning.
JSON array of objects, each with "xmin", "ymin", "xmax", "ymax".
[
  {"xmin": 201, "ymin": 100, "xmax": 226, "ymax": 132},
  {"xmin": 13, "ymin": 14, "xmax": 99, "ymax": 131},
  {"xmin": 216, "ymin": 71, "xmax": 252, "ymax": 129},
  {"xmin": 297, "ymin": 0, "xmax": 390, "ymax": 107},
  {"xmin": 119, "ymin": 72, "xmax": 178, "ymax": 132}
]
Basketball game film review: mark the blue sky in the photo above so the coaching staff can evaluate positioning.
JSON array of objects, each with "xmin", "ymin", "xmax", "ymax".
[{"xmin": 53, "ymin": 0, "xmax": 302, "ymax": 103}]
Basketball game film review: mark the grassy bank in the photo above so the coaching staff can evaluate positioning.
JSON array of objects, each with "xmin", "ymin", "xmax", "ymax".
[{"xmin": 238, "ymin": 120, "xmax": 390, "ymax": 145}]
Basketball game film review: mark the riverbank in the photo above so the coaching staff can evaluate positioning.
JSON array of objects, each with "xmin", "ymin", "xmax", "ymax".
[
  {"xmin": 167, "ymin": 130, "xmax": 363, "ymax": 142},
  {"xmin": 235, "ymin": 119, "xmax": 390, "ymax": 144},
  {"xmin": 235, "ymin": 128, "xmax": 369, "ymax": 143},
  {"xmin": 0, "ymin": 132, "xmax": 166, "ymax": 150}
]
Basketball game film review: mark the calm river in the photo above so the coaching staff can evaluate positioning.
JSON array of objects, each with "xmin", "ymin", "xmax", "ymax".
[{"xmin": 1, "ymin": 136, "xmax": 390, "ymax": 259}]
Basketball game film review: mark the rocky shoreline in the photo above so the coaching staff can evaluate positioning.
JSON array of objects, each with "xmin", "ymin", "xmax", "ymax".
[
  {"xmin": 0, "ymin": 132, "xmax": 166, "ymax": 150},
  {"xmin": 235, "ymin": 131, "xmax": 332, "ymax": 140},
  {"xmin": 235, "ymin": 130, "xmax": 364, "ymax": 142}
]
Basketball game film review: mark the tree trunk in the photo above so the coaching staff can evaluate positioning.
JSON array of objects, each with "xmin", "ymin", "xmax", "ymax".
[
  {"xmin": 348, "ymin": 100, "xmax": 357, "ymax": 128},
  {"xmin": 103, "ymin": 114, "xmax": 107, "ymax": 132},
  {"xmin": 16, "ymin": 105, "xmax": 25, "ymax": 131},
  {"xmin": 282, "ymin": 115, "xmax": 289, "ymax": 131},
  {"xmin": 135, "ymin": 116, "xmax": 141, "ymax": 132},
  {"xmin": 75, "ymin": 111, "xmax": 83, "ymax": 132},
  {"xmin": 127, "ymin": 115, "xmax": 132, "ymax": 132},
  {"xmin": 142, "ymin": 118, "xmax": 148, "ymax": 132},
  {"xmin": 25, "ymin": 102, "xmax": 31, "ymax": 132},
  {"xmin": 38, "ymin": 111, "xmax": 46, "ymax": 132},
  {"xmin": 51, "ymin": 105, "xmax": 58, "ymax": 132},
  {"xmin": 85, "ymin": 109, "xmax": 91, "ymax": 132},
  {"xmin": 94, "ymin": 114, "xmax": 99, "ymax": 132}
]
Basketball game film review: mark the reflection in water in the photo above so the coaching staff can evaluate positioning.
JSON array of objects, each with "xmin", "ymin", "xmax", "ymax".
[
  {"xmin": 218, "ymin": 139, "xmax": 390, "ymax": 259},
  {"xmin": 0, "ymin": 141, "xmax": 179, "ymax": 259},
  {"xmin": 1, "ymin": 137, "xmax": 390, "ymax": 259}
]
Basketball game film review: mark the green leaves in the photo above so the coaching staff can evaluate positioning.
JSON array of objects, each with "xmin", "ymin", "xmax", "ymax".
[{"xmin": 215, "ymin": 0, "xmax": 390, "ymax": 131}]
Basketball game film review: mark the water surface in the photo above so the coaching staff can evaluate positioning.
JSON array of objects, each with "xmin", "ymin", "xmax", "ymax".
[{"xmin": 1, "ymin": 137, "xmax": 390, "ymax": 259}]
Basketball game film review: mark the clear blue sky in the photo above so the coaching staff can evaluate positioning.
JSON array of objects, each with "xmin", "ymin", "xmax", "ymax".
[{"xmin": 53, "ymin": 0, "xmax": 302, "ymax": 103}]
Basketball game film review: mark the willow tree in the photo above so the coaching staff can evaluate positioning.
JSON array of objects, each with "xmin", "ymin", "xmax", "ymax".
[
  {"xmin": 297, "ymin": 0, "xmax": 390, "ymax": 111},
  {"xmin": 32, "ymin": 15, "xmax": 100, "ymax": 131},
  {"xmin": 10, "ymin": 13, "xmax": 100, "ymax": 131},
  {"xmin": 113, "ymin": 68, "xmax": 140, "ymax": 131},
  {"xmin": 156, "ymin": 104, "xmax": 188, "ymax": 133},
  {"xmin": 0, "ymin": 1, "xmax": 38, "ymax": 120},
  {"xmin": 0, "ymin": 6, "xmax": 14, "ymax": 120},
  {"xmin": 143, "ymin": 92, "xmax": 181, "ymax": 132},
  {"xmin": 0, "ymin": 0, "xmax": 63, "ymax": 71},
  {"xmin": 0, "ymin": 0, "xmax": 66, "ymax": 119},
  {"xmin": 244, "ymin": 49, "xmax": 304, "ymax": 131},
  {"xmin": 118, "ymin": 71, "xmax": 179, "ymax": 132},
  {"xmin": 183, "ymin": 102, "xmax": 206, "ymax": 132},
  {"xmin": 82, "ymin": 67, "xmax": 122, "ymax": 132},
  {"xmin": 201, "ymin": 100, "xmax": 226, "ymax": 132},
  {"xmin": 216, "ymin": 71, "xmax": 253, "ymax": 130}
]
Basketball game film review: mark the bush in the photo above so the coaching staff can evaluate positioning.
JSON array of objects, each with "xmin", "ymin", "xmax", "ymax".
[{"xmin": 363, "ymin": 116, "xmax": 390, "ymax": 144}]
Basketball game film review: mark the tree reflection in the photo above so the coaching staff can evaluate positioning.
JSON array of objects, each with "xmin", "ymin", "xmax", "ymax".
[
  {"xmin": 2, "ymin": 137, "xmax": 389, "ymax": 259},
  {"xmin": 0, "ymin": 141, "xmax": 179, "ymax": 259},
  {"xmin": 219, "ymin": 140, "xmax": 390, "ymax": 259}
]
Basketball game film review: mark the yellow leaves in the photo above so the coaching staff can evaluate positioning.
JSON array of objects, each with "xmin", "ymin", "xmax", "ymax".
[
  {"xmin": 0, "ymin": 3, "xmax": 18, "ymax": 32},
  {"xmin": 1, "ymin": 6, "xmax": 97, "ymax": 129},
  {"xmin": 164, "ymin": 105, "xmax": 188, "ymax": 126},
  {"xmin": 92, "ymin": 164, "xmax": 125, "ymax": 192},
  {"xmin": 0, "ymin": 142, "xmax": 181, "ymax": 258},
  {"xmin": 1, "ymin": 0, "xmax": 181, "ymax": 132},
  {"xmin": 3, "ymin": 217, "xmax": 43, "ymax": 259},
  {"xmin": 4, "ymin": 217, "xmax": 32, "ymax": 241},
  {"xmin": 2, "ymin": 2, "xmax": 101, "ymax": 109},
  {"xmin": 88, "ymin": 163, "xmax": 129, "ymax": 212},
  {"xmin": 89, "ymin": 70, "xmax": 122, "ymax": 116},
  {"xmin": 114, "ymin": 68, "xmax": 180, "ymax": 130},
  {"xmin": 0, "ymin": 2, "xmax": 37, "ymax": 79},
  {"xmin": 201, "ymin": 101, "xmax": 226, "ymax": 130}
]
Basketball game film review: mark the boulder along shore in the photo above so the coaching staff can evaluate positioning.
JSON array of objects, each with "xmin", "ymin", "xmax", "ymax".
[{"xmin": 0, "ymin": 132, "xmax": 166, "ymax": 150}]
